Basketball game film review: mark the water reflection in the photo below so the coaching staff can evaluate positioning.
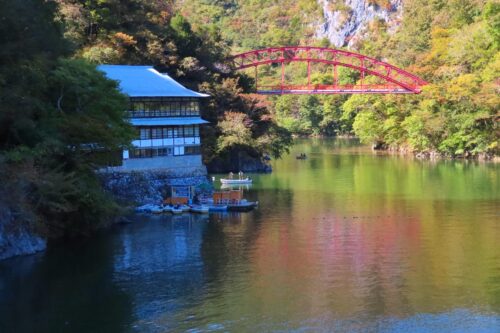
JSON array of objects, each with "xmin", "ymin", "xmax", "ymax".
[
  {"xmin": 0, "ymin": 231, "xmax": 133, "ymax": 332},
  {"xmin": 0, "ymin": 138, "xmax": 498, "ymax": 332}
]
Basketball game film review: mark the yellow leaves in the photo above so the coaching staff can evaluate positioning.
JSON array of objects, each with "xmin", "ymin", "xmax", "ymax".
[
  {"xmin": 445, "ymin": 74, "xmax": 481, "ymax": 101},
  {"xmin": 217, "ymin": 112, "xmax": 253, "ymax": 152},
  {"xmin": 420, "ymin": 27, "xmax": 453, "ymax": 74},
  {"xmin": 113, "ymin": 32, "xmax": 137, "ymax": 47},
  {"xmin": 448, "ymin": 21, "xmax": 496, "ymax": 71}
]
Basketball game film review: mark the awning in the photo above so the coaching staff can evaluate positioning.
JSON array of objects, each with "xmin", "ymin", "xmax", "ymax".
[{"xmin": 129, "ymin": 117, "xmax": 210, "ymax": 126}]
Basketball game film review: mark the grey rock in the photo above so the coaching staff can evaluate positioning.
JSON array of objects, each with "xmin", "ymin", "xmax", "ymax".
[
  {"xmin": 316, "ymin": 0, "xmax": 403, "ymax": 48},
  {"xmin": 0, "ymin": 204, "xmax": 46, "ymax": 261}
]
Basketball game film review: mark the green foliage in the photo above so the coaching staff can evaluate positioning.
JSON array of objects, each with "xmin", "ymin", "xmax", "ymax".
[
  {"xmin": 341, "ymin": 0, "xmax": 499, "ymax": 157},
  {"xmin": 48, "ymin": 58, "xmax": 134, "ymax": 151},
  {"xmin": 176, "ymin": 0, "xmax": 322, "ymax": 49},
  {"xmin": 0, "ymin": 0, "xmax": 135, "ymax": 236}
]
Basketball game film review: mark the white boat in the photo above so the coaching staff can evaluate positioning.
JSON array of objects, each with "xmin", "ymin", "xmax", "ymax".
[
  {"xmin": 135, "ymin": 204, "xmax": 156, "ymax": 213},
  {"xmin": 190, "ymin": 205, "xmax": 210, "ymax": 214},
  {"xmin": 150, "ymin": 205, "xmax": 164, "ymax": 214},
  {"xmin": 161, "ymin": 205, "xmax": 173, "ymax": 213},
  {"xmin": 171, "ymin": 206, "xmax": 183, "ymax": 214},
  {"xmin": 220, "ymin": 177, "xmax": 252, "ymax": 185}
]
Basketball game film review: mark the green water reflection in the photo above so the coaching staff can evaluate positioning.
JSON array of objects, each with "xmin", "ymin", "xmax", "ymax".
[{"xmin": 0, "ymin": 138, "xmax": 498, "ymax": 332}]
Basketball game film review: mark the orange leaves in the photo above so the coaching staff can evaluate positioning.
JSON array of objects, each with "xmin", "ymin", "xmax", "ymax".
[{"xmin": 113, "ymin": 32, "xmax": 137, "ymax": 47}]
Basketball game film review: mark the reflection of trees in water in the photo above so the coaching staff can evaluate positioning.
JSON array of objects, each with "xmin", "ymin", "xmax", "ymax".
[
  {"xmin": 292, "ymin": 137, "xmax": 362, "ymax": 157},
  {"xmin": 113, "ymin": 214, "xmax": 209, "ymax": 331},
  {"xmin": 0, "ymin": 233, "xmax": 133, "ymax": 333},
  {"xmin": 199, "ymin": 185, "xmax": 294, "ymax": 295}
]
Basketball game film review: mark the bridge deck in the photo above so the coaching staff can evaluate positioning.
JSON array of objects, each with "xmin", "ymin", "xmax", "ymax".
[
  {"xmin": 256, "ymin": 84, "xmax": 420, "ymax": 95},
  {"xmin": 258, "ymin": 89, "xmax": 417, "ymax": 95}
]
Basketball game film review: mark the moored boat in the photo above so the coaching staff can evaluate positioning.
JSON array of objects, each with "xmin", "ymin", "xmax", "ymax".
[
  {"xmin": 208, "ymin": 205, "xmax": 228, "ymax": 212},
  {"xmin": 171, "ymin": 205, "xmax": 184, "ymax": 214},
  {"xmin": 190, "ymin": 205, "xmax": 210, "ymax": 214},
  {"xmin": 150, "ymin": 205, "xmax": 164, "ymax": 214},
  {"xmin": 220, "ymin": 177, "xmax": 252, "ymax": 185},
  {"xmin": 227, "ymin": 200, "xmax": 258, "ymax": 212}
]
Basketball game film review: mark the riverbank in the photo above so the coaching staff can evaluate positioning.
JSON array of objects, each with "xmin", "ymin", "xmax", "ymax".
[
  {"xmin": 377, "ymin": 144, "xmax": 499, "ymax": 162},
  {"xmin": 0, "ymin": 167, "xmax": 212, "ymax": 261},
  {"xmin": 295, "ymin": 134, "xmax": 498, "ymax": 161}
]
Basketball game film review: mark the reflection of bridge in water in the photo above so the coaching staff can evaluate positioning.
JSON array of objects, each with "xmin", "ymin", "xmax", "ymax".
[{"xmin": 229, "ymin": 46, "xmax": 428, "ymax": 95}]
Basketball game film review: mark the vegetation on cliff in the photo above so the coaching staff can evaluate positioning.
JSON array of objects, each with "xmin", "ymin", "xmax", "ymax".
[
  {"xmin": 347, "ymin": 0, "xmax": 499, "ymax": 157},
  {"xmin": 177, "ymin": 0, "xmax": 498, "ymax": 158},
  {"xmin": 0, "ymin": 0, "xmax": 135, "ymax": 236}
]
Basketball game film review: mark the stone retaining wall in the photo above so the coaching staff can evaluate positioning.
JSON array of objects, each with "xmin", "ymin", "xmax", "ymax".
[{"xmin": 99, "ymin": 166, "xmax": 211, "ymax": 205}]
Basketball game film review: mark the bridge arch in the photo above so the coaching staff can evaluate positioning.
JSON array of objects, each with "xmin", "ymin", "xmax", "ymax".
[{"xmin": 229, "ymin": 46, "xmax": 428, "ymax": 95}]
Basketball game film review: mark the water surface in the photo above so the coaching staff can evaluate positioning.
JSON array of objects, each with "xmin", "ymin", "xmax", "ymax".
[{"xmin": 1, "ymin": 138, "xmax": 499, "ymax": 332}]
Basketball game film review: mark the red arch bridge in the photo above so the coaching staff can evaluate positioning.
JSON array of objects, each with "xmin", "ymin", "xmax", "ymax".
[{"xmin": 229, "ymin": 46, "xmax": 428, "ymax": 95}]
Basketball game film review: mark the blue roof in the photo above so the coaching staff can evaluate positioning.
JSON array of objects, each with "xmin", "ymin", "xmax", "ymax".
[
  {"xmin": 98, "ymin": 65, "xmax": 209, "ymax": 98},
  {"xmin": 129, "ymin": 117, "xmax": 209, "ymax": 126}
]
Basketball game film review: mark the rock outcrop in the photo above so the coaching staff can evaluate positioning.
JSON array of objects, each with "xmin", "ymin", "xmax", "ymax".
[
  {"xmin": 316, "ymin": 0, "xmax": 403, "ymax": 48},
  {"xmin": 0, "ymin": 203, "xmax": 46, "ymax": 261}
]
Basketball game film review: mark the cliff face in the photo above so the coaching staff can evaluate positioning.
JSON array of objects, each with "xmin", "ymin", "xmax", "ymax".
[
  {"xmin": 0, "ymin": 203, "xmax": 46, "ymax": 261},
  {"xmin": 316, "ymin": 0, "xmax": 403, "ymax": 48}
]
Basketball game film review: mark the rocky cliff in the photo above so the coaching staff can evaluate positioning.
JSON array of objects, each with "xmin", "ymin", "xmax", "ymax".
[
  {"xmin": 316, "ymin": 0, "xmax": 403, "ymax": 48},
  {"xmin": 0, "ymin": 203, "xmax": 46, "ymax": 261}
]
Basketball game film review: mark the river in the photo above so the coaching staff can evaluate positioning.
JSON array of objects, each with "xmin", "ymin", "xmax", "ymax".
[{"xmin": 0, "ymin": 138, "xmax": 499, "ymax": 332}]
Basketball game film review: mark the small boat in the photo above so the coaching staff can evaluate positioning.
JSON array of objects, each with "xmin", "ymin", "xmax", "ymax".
[
  {"xmin": 208, "ymin": 205, "xmax": 228, "ymax": 212},
  {"xmin": 227, "ymin": 200, "xmax": 258, "ymax": 212},
  {"xmin": 221, "ymin": 183, "xmax": 252, "ymax": 190},
  {"xmin": 190, "ymin": 205, "xmax": 209, "ymax": 214},
  {"xmin": 296, "ymin": 153, "xmax": 307, "ymax": 160},
  {"xmin": 150, "ymin": 205, "xmax": 164, "ymax": 214},
  {"xmin": 161, "ymin": 205, "xmax": 173, "ymax": 213},
  {"xmin": 171, "ymin": 205, "xmax": 184, "ymax": 214},
  {"xmin": 220, "ymin": 177, "xmax": 252, "ymax": 185},
  {"xmin": 180, "ymin": 204, "xmax": 191, "ymax": 212},
  {"xmin": 135, "ymin": 204, "xmax": 156, "ymax": 213}
]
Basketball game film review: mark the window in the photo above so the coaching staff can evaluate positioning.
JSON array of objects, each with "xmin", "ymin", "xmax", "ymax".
[
  {"xmin": 128, "ymin": 98, "xmax": 201, "ymax": 118},
  {"xmin": 129, "ymin": 147, "xmax": 174, "ymax": 158},
  {"xmin": 140, "ymin": 128, "xmax": 150, "ymax": 140},
  {"xmin": 185, "ymin": 146, "xmax": 201, "ymax": 155},
  {"xmin": 137, "ymin": 126, "xmax": 200, "ymax": 140},
  {"xmin": 184, "ymin": 126, "xmax": 194, "ymax": 137},
  {"xmin": 151, "ymin": 128, "xmax": 162, "ymax": 139}
]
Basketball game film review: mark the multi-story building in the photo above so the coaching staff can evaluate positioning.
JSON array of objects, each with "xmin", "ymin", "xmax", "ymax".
[{"xmin": 99, "ymin": 65, "xmax": 209, "ymax": 171}]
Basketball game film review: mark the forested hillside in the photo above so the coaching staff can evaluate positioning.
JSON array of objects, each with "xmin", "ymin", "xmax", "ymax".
[
  {"xmin": 0, "ymin": 0, "xmax": 293, "ymax": 242},
  {"xmin": 178, "ymin": 0, "xmax": 499, "ymax": 158},
  {"xmin": 0, "ymin": 0, "xmax": 498, "ymax": 248}
]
